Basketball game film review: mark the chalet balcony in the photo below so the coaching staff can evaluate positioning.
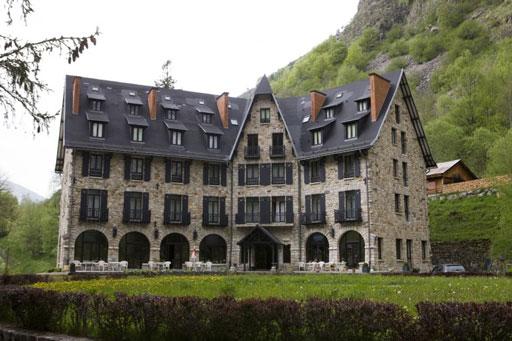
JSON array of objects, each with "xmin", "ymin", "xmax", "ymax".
[
  {"xmin": 300, "ymin": 211, "xmax": 326, "ymax": 225},
  {"xmin": 244, "ymin": 145, "xmax": 260, "ymax": 159},
  {"xmin": 269, "ymin": 145, "xmax": 285, "ymax": 158},
  {"xmin": 334, "ymin": 208, "xmax": 362, "ymax": 223}
]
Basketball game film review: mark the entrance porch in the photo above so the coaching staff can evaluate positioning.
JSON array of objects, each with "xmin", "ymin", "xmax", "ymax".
[{"xmin": 238, "ymin": 225, "xmax": 284, "ymax": 271}]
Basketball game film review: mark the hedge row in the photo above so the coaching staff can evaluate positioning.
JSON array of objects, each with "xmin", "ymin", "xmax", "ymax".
[{"xmin": 1, "ymin": 287, "xmax": 512, "ymax": 340}]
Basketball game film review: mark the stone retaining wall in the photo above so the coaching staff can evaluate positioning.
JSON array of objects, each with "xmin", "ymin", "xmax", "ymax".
[{"xmin": 430, "ymin": 239, "xmax": 491, "ymax": 271}]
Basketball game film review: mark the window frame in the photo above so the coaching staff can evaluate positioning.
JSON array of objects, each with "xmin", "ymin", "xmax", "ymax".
[
  {"xmin": 86, "ymin": 190, "xmax": 101, "ymax": 220},
  {"xmin": 344, "ymin": 154, "xmax": 356, "ymax": 178},
  {"xmin": 130, "ymin": 157, "xmax": 144, "ymax": 181},
  {"xmin": 272, "ymin": 196, "xmax": 286, "ymax": 223},
  {"xmin": 246, "ymin": 164, "xmax": 260, "ymax": 185},
  {"xmin": 166, "ymin": 109, "xmax": 177, "ymax": 120},
  {"xmin": 168, "ymin": 194, "xmax": 183, "ymax": 223},
  {"xmin": 207, "ymin": 134, "xmax": 219, "ymax": 149},
  {"xmin": 260, "ymin": 108, "xmax": 271, "ymax": 123},
  {"xmin": 401, "ymin": 131, "xmax": 407, "ymax": 154},
  {"xmin": 377, "ymin": 237, "xmax": 383, "ymax": 260},
  {"xmin": 404, "ymin": 195, "xmax": 410, "ymax": 221},
  {"xmin": 170, "ymin": 160, "xmax": 183, "ymax": 183},
  {"xmin": 393, "ymin": 159, "xmax": 399, "ymax": 178},
  {"xmin": 402, "ymin": 162, "xmax": 408, "ymax": 186},
  {"xmin": 131, "ymin": 126, "xmax": 144, "ymax": 142},
  {"xmin": 208, "ymin": 163, "xmax": 221, "ymax": 185},
  {"xmin": 325, "ymin": 107, "xmax": 334, "ymax": 119},
  {"xmin": 90, "ymin": 121, "xmax": 105, "ymax": 138},
  {"xmin": 357, "ymin": 99, "xmax": 369, "ymax": 112},
  {"xmin": 128, "ymin": 104, "xmax": 140, "ymax": 116},
  {"xmin": 245, "ymin": 197, "xmax": 260, "ymax": 223},
  {"xmin": 312, "ymin": 129, "xmax": 323, "ymax": 146},
  {"xmin": 310, "ymin": 160, "xmax": 321, "ymax": 183},
  {"xmin": 129, "ymin": 192, "xmax": 143, "ymax": 222},
  {"xmin": 207, "ymin": 197, "xmax": 220, "ymax": 224},
  {"xmin": 394, "ymin": 193, "xmax": 401, "ymax": 214},
  {"xmin": 344, "ymin": 190, "xmax": 358, "ymax": 220},
  {"xmin": 89, "ymin": 154, "xmax": 104, "ymax": 177},
  {"xmin": 271, "ymin": 163, "xmax": 286, "ymax": 184},
  {"xmin": 391, "ymin": 128, "xmax": 397, "ymax": 145},
  {"xmin": 396, "ymin": 239, "xmax": 403, "ymax": 260},
  {"xmin": 310, "ymin": 194, "xmax": 322, "ymax": 223},
  {"xmin": 201, "ymin": 113, "xmax": 212, "ymax": 124},
  {"xmin": 90, "ymin": 100, "xmax": 102, "ymax": 112},
  {"xmin": 395, "ymin": 104, "xmax": 400, "ymax": 124},
  {"xmin": 421, "ymin": 240, "xmax": 427, "ymax": 261},
  {"xmin": 170, "ymin": 130, "xmax": 183, "ymax": 146},
  {"xmin": 345, "ymin": 122, "xmax": 357, "ymax": 140}
]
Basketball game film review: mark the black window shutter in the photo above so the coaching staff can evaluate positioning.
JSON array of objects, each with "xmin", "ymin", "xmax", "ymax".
[
  {"xmin": 238, "ymin": 165, "xmax": 245, "ymax": 186},
  {"xmin": 236, "ymin": 197, "xmax": 245, "ymax": 224},
  {"xmin": 182, "ymin": 195, "xmax": 190, "ymax": 225},
  {"xmin": 220, "ymin": 197, "xmax": 228, "ymax": 226},
  {"xmin": 79, "ymin": 189, "xmax": 87, "ymax": 221},
  {"xmin": 163, "ymin": 194, "xmax": 170, "ymax": 225},
  {"xmin": 303, "ymin": 162, "xmax": 310, "ymax": 184},
  {"xmin": 339, "ymin": 191, "xmax": 345, "ymax": 221},
  {"xmin": 355, "ymin": 190, "xmax": 362, "ymax": 220},
  {"xmin": 354, "ymin": 154, "xmax": 361, "ymax": 177},
  {"xmin": 184, "ymin": 161, "xmax": 191, "ymax": 184},
  {"xmin": 124, "ymin": 155, "xmax": 131, "ymax": 180},
  {"xmin": 286, "ymin": 196, "xmax": 294, "ymax": 223},
  {"xmin": 260, "ymin": 197, "xmax": 270, "ymax": 224},
  {"xmin": 319, "ymin": 158, "xmax": 326, "ymax": 182},
  {"xmin": 260, "ymin": 164, "xmax": 270, "ymax": 186},
  {"xmin": 203, "ymin": 164, "xmax": 209, "ymax": 185},
  {"xmin": 103, "ymin": 154, "xmax": 112, "ymax": 179},
  {"xmin": 221, "ymin": 164, "xmax": 227, "ymax": 186},
  {"xmin": 320, "ymin": 194, "xmax": 326, "ymax": 223},
  {"xmin": 338, "ymin": 156, "xmax": 344, "ymax": 179},
  {"xmin": 304, "ymin": 195, "xmax": 311, "ymax": 224},
  {"xmin": 82, "ymin": 152, "xmax": 89, "ymax": 177},
  {"xmin": 100, "ymin": 190, "xmax": 108, "ymax": 222},
  {"xmin": 142, "ymin": 192, "xmax": 150, "ymax": 224},
  {"xmin": 144, "ymin": 157, "xmax": 152, "ymax": 181},
  {"xmin": 202, "ymin": 196, "xmax": 209, "ymax": 225},
  {"xmin": 123, "ymin": 192, "xmax": 130, "ymax": 223},
  {"xmin": 165, "ymin": 159, "xmax": 171, "ymax": 183},
  {"xmin": 285, "ymin": 163, "xmax": 293, "ymax": 185}
]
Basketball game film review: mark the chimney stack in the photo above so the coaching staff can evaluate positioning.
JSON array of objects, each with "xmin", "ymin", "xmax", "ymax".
[
  {"xmin": 72, "ymin": 77, "xmax": 81, "ymax": 114},
  {"xmin": 216, "ymin": 92, "xmax": 229, "ymax": 129},
  {"xmin": 310, "ymin": 90, "xmax": 326, "ymax": 122},
  {"xmin": 369, "ymin": 73, "xmax": 391, "ymax": 122},
  {"xmin": 148, "ymin": 88, "xmax": 158, "ymax": 120}
]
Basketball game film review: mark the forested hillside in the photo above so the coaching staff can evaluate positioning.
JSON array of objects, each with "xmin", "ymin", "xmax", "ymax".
[{"xmin": 270, "ymin": 0, "xmax": 512, "ymax": 177}]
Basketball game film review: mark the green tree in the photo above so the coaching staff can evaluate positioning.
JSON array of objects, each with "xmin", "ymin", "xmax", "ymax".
[
  {"xmin": 155, "ymin": 60, "xmax": 177, "ymax": 89},
  {"xmin": 463, "ymin": 127, "xmax": 498, "ymax": 176},
  {"xmin": 424, "ymin": 118, "xmax": 465, "ymax": 163},
  {"xmin": 487, "ymin": 130, "xmax": 512, "ymax": 176}
]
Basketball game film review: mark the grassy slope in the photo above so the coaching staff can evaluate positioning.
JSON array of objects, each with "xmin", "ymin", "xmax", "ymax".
[{"xmin": 34, "ymin": 274, "xmax": 512, "ymax": 313}]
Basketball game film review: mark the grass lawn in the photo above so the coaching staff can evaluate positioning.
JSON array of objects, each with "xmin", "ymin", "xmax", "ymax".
[{"xmin": 33, "ymin": 274, "xmax": 512, "ymax": 314}]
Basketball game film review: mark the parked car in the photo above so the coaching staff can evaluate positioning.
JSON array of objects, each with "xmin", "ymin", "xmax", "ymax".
[{"xmin": 432, "ymin": 264, "xmax": 466, "ymax": 273}]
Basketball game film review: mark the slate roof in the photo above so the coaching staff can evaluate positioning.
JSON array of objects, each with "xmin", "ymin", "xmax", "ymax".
[{"xmin": 56, "ymin": 69, "xmax": 435, "ymax": 171}]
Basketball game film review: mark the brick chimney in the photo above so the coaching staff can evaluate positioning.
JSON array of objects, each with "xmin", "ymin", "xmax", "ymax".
[
  {"xmin": 369, "ymin": 73, "xmax": 391, "ymax": 122},
  {"xmin": 310, "ymin": 90, "xmax": 326, "ymax": 122},
  {"xmin": 148, "ymin": 88, "xmax": 158, "ymax": 120},
  {"xmin": 72, "ymin": 77, "xmax": 81, "ymax": 114},
  {"xmin": 216, "ymin": 92, "xmax": 229, "ymax": 129}
]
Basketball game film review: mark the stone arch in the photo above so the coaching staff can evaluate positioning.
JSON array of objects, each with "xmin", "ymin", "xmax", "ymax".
[
  {"xmin": 119, "ymin": 231, "xmax": 150, "ymax": 269},
  {"xmin": 74, "ymin": 230, "xmax": 108, "ymax": 262},
  {"xmin": 305, "ymin": 232, "xmax": 329, "ymax": 262},
  {"xmin": 199, "ymin": 234, "xmax": 227, "ymax": 263},
  {"xmin": 160, "ymin": 233, "xmax": 189, "ymax": 269},
  {"xmin": 339, "ymin": 230, "xmax": 365, "ymax": 268}
]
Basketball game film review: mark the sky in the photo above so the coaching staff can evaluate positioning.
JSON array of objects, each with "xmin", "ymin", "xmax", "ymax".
[{"xmin": 0, "ymin": 0, "xmax": 359, "ymax": 198}]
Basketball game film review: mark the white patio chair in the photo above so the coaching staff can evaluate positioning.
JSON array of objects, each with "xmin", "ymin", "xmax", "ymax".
[
  {"xmin": 194, "ymin": 262, "xmax": 203, "ymax": 272},
  {"xmin": 164, "ymin": 261, "xmax": 171, "ymax": 271},
  {"xmin": 205, "ymin": 261, "xmax": 212, "ymax": 272},
  {"xmin": 72, "ymin": 260, "xmax": 82, "ymax": 271},
  {"xmin": 298, "ymin": 262, "xmax": 306, "ymax": 271},
  {"xmin": 97, "ymin": 260, "xmax": 106, "ymax": 271},
  {"xmin": 120, "ymin": 261, "xmax": 128, "ymax": 271},
  {"xmin": 318, "ymin": 261, "xmax": 325, "ymax": 272},
  {"xmin": 184, "ymin": 261, "xmax": 193, "ymax": 271},
  {"xmin": 148, "ymin": 261, "xmax": 155, "ymax": 271}
]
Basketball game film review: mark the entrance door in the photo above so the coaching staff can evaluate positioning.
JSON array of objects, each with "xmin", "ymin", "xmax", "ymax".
[
  {"xmin": 254, "ymin": 244, "xmax": 273, "ymax": 270},
  {"xmin": 339, "ymin": 231, "xmax": 365, "ymax": 269},
  {"xmin": 346, "ymin": 242, "xmax": 360, "ymax": 268},
  {"xmin": 160, "ymin": 233, "xmax": 190, "ymax": 269}
]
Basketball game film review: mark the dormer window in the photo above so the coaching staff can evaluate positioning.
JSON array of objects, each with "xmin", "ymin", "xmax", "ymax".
[
  {"xmin": 325, "ymin": 108, "xmax": 334, "ymax": 119},
  {"xmin": 90, "ymin": 100, "xmax": 102, "ymax": 112},
  {"xmin": 345, "ymin": 122, "xmax": 357, "ymax": 140},
  {"xmin": 131, "ymin": 126, "xmax": 144, "ymax": 142},
  {"xmin": 170, "ymin": 130, "xmax": 183, "ymax": 146},
  {"xmin": 208, "ymin": 134, "xmax": 219, "ymax": 149},
  {"xmin": 90, "ymin": 122, "xmax": 105, "ymax": 138},
  {"xmin": 260, "ymin": 108, "xmax": 270, "ymax": 123},
  {"xmin": 312, "ymin": 129, "xmax": 323, "ymax": 146},
  {"xmin": 357, "ymin": 99, "xmax": 370, "ymax": 112},
  {"xmin": 129, "ymin": 104, "xmax": 140, "ymax": 116},
  {"xmin": 201, "ymin": 113, "xmax": 212, "ymax": 124},
  {"xmin": 166, "ymin": 109, "xmax": 177, "ymax": 120}
]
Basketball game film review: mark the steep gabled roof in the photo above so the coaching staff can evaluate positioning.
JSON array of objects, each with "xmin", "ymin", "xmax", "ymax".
[
  {"xmin": 427, "ymin": 159, "xmax": 477, "ymax": 179},
  {"xmin": 254, "ymin": 75, "xmax": 273, "ymax": 96}
]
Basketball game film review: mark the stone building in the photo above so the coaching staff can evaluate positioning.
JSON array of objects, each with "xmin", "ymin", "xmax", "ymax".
[{"xmin": 55, "ymin": 69, "xmax": 436, "ymax": 272}]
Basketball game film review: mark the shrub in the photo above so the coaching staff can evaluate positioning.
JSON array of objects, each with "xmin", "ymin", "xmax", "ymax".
[
  {"xmin": 387, "ymin": 56, "xmax": 409, "ymax": 72},
  {"xmin": 388, "ymin": 39, "xmax": 409, "ymax": 58},
  {"xmin": 409, "ymin": 34, "xmax": 445, "ymax": 63}
]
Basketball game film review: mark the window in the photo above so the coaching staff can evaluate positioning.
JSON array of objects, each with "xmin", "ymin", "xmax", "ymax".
[
  {"xmin": 312, "ymin": 130, "xmax": 322, "ymax": 145},
  {"xmin": 396, "ymin": 239, "xmax": 402, "ymax": 260},
  {"xmin": 90, "ymin": 122, "xmax": 104, "ymax": 138},
  {"xmin": 406, "ymin": 239, "xmax": 412, "ymax": 263},
  {"xmin": 311, "ymin": 194, "xmax": 322, "ymax": 222},
  {"xmin": 170, "ymin": 160, "xmax": 183, "ymax": 183},
  {"xmin": 246, "ymin": 164, "xmax": 259, "ymax": 185},
  {"xmin": 310, "ymin": 160, "xmax": 321, "ymax": 183},
  {"xmin": 201, "ymin": 113, "xmax": 212, "ymax": 124},
  {"xmin": 87, "ymin": 191, "xmax": 101, "ymax": 220},
  {"xmin": 131, "ymin": 126, "xmax": 144, "ymax": 142},
  {"xmin": 421, "ymin": 240, "xmax": 427, "ymax": 261},
  {"xmin": 272, "ymin": 197, "xmax": 286, "ymax": 222},
  {"xmin": 344, "ymin": 190, "xmax": 358, "ymax": 220},
  {"xmin": 90, "ymin": 100, "xmax": 102, "ymax": 111},
  {"xmin": 271, "ymin": 133, "xmax": 285, "ymax": 156},
  {"xmin": 128, "ymin": 104, "xmax": 140, "ymax": 116},
  {"xmin": 395, "ymin": 104, "xmax": 400, "ymax": 124},
  {"xmin": 377, "ymin": 237, "xmax": 383, "ymax": 260},
  {"xmin": 208, "ymin": 134, "xmax": 219, "ymax": 149},
  {"xmin": 393, "ymin": 159, "xmax": 399, "ymax": 178},
  {"xmin": 401, "ymin": 132, "xmax": 407, "ymax": 154},
  {"xmin": 391, "ymin": 128, "xmax": 397, "ymax": 145},
  {"xmin": 357, "ymin": 99, "xmax": 369, "ymax": 112},
  {"xmin": 170, "ymin": 130, "xmax": 183, "ymax": 145},
  {"xmin": 345, "ymin": 122, "xmax": 357, "ymax": 140},
  {"xmin": 208, "ymin": 164, "xmax": 221, "ymax": 185},
  {"xmin": 246, "ymin": 134, "xmax": 259, "ymax": 157},
  {"xmin": 283, "ymin": 245, "xmax": 291, "ymax": 263},
  {"xmin": 168, "ymin": 195, "xmax": 183, "ymax": 223},
  {"xmin": 272, "ymin": 163, "xmax": 285, "ymax": 184},
  {"xmin": 245, "ymin": 197, "xmax": 260, "ymax": 223},
  {"xmin": 89, "ymin": 154, "xmax": 104, "ymax": 177},
  {"xmin": 394, "ymin": 193, "xmax": 401, "ymax": 213},
  {"xmin": 402, "ymin": 162, "xmax": 408, "ymax": 186},
  {"xmin": 325, "ymin": 108, "xmax": 334, "ymax": 119},
  {"xmin": 129, "ymin": 193, "xmax": 143, "ymax": 222},
  {"xmin": 208, "ymin": 197, "xmax": 220, "ymax": 224},
  {"xmin": 166, "ymin": 109, "xmax": 177, "ymax": 120},
  {"xmin": 260, "ymin": 108, "xmax": 270, "ymax": 123},
  {"xmin": 272, "ymin": 133, "xmax": 283, "ymax": 147},
  {"xmin": 130, "ymin": 158, "xmax": 144, "ymax": 180},
  {"xmin": 343, "ymin": 154, "xmax": 357, "ymax": 178},
  {"xmin": 404, "ymin": 195, "xmax": 410, "ymax": 221}
]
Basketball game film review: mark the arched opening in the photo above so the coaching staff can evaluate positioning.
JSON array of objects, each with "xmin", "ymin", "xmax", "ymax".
[
  {"xmin": 160, "ymin": 233, "xmax": 189, "ymax": 269},
  {"xmin": 74, "ymin": 230, "xmax": 108, "ymax": 262},
  {"xmin": 199, "ymin": 234, "xmax": 227, "ymax": 263},
  {"xmin": 306, "ymin": 233, "xmax": 329, "ymax": 262},
  {"xmin": 119, "ymin": 232, "xmax": 150, "ymax": 269},
  {"xmin": 339, "ymin": 231, "xmax": 365, "ymax": 268}
]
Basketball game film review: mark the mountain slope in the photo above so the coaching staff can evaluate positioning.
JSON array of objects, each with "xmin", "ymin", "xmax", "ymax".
[
  {"xmin": 5, "ymin": 180, "xmax": 45, "ymax": 203},
  {"xmin": 270, "ymin": 0, "xmax": 512, "ymax": 177}
]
